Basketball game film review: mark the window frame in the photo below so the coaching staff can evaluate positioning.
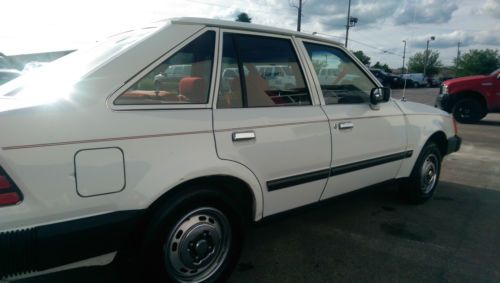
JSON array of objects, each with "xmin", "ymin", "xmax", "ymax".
[
  {"xmin": 108, "ymin": 27, "xmax": 219, "ymax": 111},
  {"xmin": 213, "ymin": 29, "xmax": 321, "ymax": 109},
  {"xmin": 296, "ymin": 38, "xmax": 382, "ymax": 106}
]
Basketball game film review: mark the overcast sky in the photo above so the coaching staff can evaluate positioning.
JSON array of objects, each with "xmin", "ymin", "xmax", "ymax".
[{"xmin": 1, "ymin": 0, "xmax": 499, "ymax": 68}]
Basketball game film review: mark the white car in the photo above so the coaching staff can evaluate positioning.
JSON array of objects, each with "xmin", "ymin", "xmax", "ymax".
[{"xmin": 0, "ymin": 18, "xmax": 460, "ymax": 282}]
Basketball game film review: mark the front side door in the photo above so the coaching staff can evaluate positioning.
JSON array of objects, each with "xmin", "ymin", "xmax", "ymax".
[
  {"xmin": 212, "ymin": 31, "xmax": 331, "ymax": 217},
  {"xmin": 299, "ymin": 40, "xmax": 408, "ymax": 200}
]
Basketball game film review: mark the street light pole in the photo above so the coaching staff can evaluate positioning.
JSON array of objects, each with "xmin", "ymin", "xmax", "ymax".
[
  {"xmin": 402, "ymin": 40, "xmax": 407, "ymax": 74},
  {"xmin": 423, "ymin": 36, "xmax": 435, "ymax": 79},
  {"xmin": 402, "ymin": 40, "xmax": 408, "ymax": 101},
  {"xmin": 345, "ymin": 0, "xmax": 352, "ymax": 47}
]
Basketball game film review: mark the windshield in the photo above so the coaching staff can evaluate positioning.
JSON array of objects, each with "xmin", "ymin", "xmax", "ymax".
[{"xmin": 0, "ymin": 24, "xmax": 161, "ymax": 100}]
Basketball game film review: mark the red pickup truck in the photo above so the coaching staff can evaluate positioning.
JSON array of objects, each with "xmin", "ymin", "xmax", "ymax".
[{"xmin": 436, "ymin": 68, "xmax": 500, "ymax": 123}]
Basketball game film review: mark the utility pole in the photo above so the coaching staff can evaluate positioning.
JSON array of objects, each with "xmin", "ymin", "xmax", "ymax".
[
  {"xmin": 292, "ymin": 0, "xmax": 303, "ymax": 32},
  {"xmin": 297, "ymin": 0, "xmax": 302, "ymax": 32},
  {"xmin": 456, "ymin": 41, "xmax": 461, "ymax": 75},
  {"xmin": 345, "ymin": 0, "xmax": 352, "ymax": 47}
]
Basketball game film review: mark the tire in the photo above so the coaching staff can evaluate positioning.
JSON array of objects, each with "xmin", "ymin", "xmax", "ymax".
[
  {"xmin": 142, "ymin": 186, "xmax": 245, "ymax": 283},
  {"xmin": 452, "ymin": 98, "xmax": 483, "ymax": 123},
  {"xmin": 400, "ymin": 142, "xmax": 442, "ymax": 204}
]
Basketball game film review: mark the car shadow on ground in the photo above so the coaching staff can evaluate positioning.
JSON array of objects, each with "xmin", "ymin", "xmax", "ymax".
[{"xmin": 13, "ymin": 181, "xmax": 500, "ymax": 283}]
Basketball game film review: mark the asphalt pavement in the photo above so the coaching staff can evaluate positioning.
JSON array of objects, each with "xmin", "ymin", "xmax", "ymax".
[{"xmin": 14, "ymin": 88, "xmax": 500, "ymax": 283}]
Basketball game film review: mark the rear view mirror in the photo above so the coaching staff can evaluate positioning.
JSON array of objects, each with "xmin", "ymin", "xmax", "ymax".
[{"xmin": 370, "ymin": 87, "xmax": 391, "ymax": 105}]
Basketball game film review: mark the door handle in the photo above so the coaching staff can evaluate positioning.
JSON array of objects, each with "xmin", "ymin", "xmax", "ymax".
[
  {"xmin": 338, "ymin": 121, "xmax": 354, "ymax": 130},
  {"xmin": 232, "ymin": 131, "xmax": 256, "ymax": 141}
]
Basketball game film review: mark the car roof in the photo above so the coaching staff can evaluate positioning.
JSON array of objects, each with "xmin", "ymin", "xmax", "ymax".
[{"xmin": 170, "ymin": 17, "xmax": 342, "ymax": 47}]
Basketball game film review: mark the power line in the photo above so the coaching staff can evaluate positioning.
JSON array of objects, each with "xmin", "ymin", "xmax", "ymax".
[
  {"xmin": 310, "ymin": 31, "xmax": 403, "ymax": 57},
  {"xmin": 349, "ymin": 37, "xmax": 403, "ymax": 57}
]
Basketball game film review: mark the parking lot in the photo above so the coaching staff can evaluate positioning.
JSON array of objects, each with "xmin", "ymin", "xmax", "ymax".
[{"xmin": 15, "ymin": 88, "xmax": 500, "ymax": 283}]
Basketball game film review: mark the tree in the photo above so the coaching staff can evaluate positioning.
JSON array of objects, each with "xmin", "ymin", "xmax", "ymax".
[
  {"xmin": 408, "ymin": 50, "xmax": 442, "ymax": 76},
  {"xmin": 372, "ymin": 61, "xmax": 392, "ymax": 73},
  {"xmin": 352, "ymin": 50, "xmax": 370, "ymax": 66},
  {"xmin": 455, "ymin": 49, "xmax": 500, "ymax": 77},
  {"xmin": 235, "ymin": 12, "xmax": 252, "ymax": 23}
]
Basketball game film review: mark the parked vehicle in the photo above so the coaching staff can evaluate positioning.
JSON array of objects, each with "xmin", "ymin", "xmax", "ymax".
[
  {"xmin": 401, "ymin": 73, "xmax": 426, "ymax": 88},
  {"xmin": 429, "ymin": 77, "xmax": 442, "ymax": 87},
  {"xmin": 318, "ymin": 66, "xmax": 359, "ymax": 86},
  {"xmin": 0, "ymin": 18, "xmax": 460, "ymax": 282},
  {"xmin": 256, "ymin": 64, "xmax": 296, "ymax": 90},
  {"xmin": 436, "ymin": 69, "xmax": 500, "ymax": 123},
  {"xmin": 0, "ymin": 69, "xmax": 21, "ymax": 85},
  {"xmin": 369, "ymin": 68, "xmax": 404, "ymax": 88}
]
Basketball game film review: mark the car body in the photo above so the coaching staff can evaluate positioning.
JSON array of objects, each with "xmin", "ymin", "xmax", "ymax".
[
  {"xmin": 0, "ymin": 18, "xmax": 460, "ymax": 282},
  {"xmin": 369, "ymin": 68, "xmax": 404, "ymax": 89},
  {"xmin": 0, "ymin": 69, "xmax": 21, "ymax": 85},
  {"xmin": 436, "ymin": 69, "xmax": 500, "ymax": 123}
]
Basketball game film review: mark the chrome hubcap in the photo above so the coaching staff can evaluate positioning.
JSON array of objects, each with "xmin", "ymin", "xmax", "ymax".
[
  {"xmin": 421, "ymin": 153, "xmax": 438, "ymax": 194},
  {"xmin": 164, "ymin": 207, "xmax": 231, "ymax": 283}
]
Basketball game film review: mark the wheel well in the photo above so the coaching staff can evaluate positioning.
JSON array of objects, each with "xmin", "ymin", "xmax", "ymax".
[
  {"xmin": 452, "ymin": 91, "xmax": 487, "ymax": 115},
  {"xmin": 427, "ymin": 131, "xmax": 448, "ymax": 157},
  {"xmin": 147, "ymin": 175, "xmax": 255, "ymax": 222},
  {"xmin": 119, "ymin": 175, "xmax": 256, "ymax": 259}
]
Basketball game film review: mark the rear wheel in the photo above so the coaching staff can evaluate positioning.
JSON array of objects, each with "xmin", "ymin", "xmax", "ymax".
[
  {"xmin": 142, "ymin": 187, "xmax": 245, "ymax": 283},
  {"xmin": 400, "ymin": 142, "xmax": 442, "ymax": 204},
  {"xmin": 452, "ymin": 98, "xmax": 483, "ymax": 123}
]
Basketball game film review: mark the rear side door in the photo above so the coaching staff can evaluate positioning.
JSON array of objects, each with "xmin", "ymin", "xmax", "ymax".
[
  {"xmin": 298, "ymin": 40, "xmax": 408, "ymax": 199},
  {"xmin": 212, "ymin": 31, "xmax": 331, "ymax": 217}
]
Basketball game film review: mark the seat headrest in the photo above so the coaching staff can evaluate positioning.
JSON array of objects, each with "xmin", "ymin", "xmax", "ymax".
[{"xmin": 179, "ymin": 77, "xmax": 208, "ymax": 103}]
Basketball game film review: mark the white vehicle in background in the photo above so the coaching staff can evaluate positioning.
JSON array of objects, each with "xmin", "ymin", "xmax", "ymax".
[
  {"xmin": 0, "ymin": 18, "xmax": 460, "ymax": 283},
  {"xmin": 318, "ymin": 66, "xmax": 359, "ymax": 86},
  {"xmin": 402, "ymin": 73, "xmax": 427, "ymax": 88},
  {"xmin": 318, "ymin": 67, "xmax": 339, "ymax": 85},
  {"xmin": 256, "ymin": 64, "xmax": 296, "ymax": 90}
]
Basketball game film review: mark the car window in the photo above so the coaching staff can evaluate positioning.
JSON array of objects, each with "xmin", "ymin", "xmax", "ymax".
[
  {"xmin": 217, "ymin": 33, "xmax": 311, "ymax": 108},
  {"xmin": 304, "ymin": 42, "xmax": 375, "ymax": 105},
  {"xmin": 115, "ymin": 31, "xmax": 215, "ymax": 105}
]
